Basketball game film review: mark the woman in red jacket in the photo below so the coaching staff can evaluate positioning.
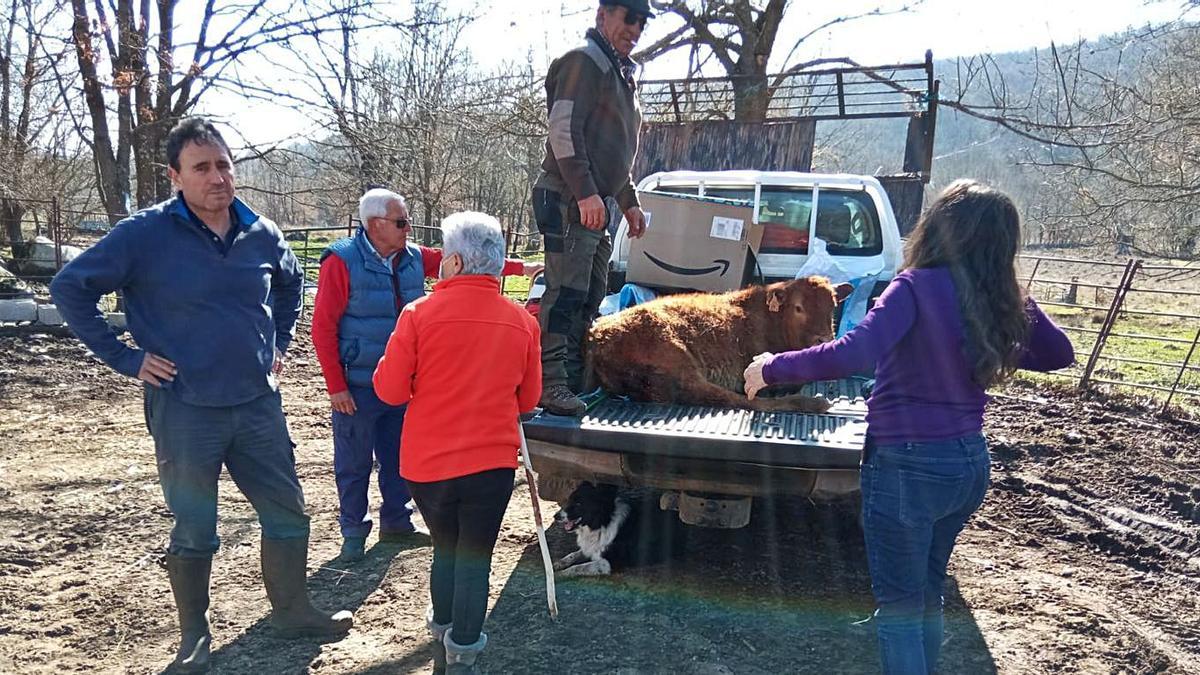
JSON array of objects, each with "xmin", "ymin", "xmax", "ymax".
[{"xmin": 374, "ymin": 211, "xmax": 542, "ymax": 675}]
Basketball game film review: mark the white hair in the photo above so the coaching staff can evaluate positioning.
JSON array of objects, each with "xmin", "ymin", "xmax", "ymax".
[
  {"xmin": 441, "ymin": 211, "xmax": 506, "ymax": 277},
  {"xmin": 358, "ymin": 188, "xmax": 406, "ymax": 225}
]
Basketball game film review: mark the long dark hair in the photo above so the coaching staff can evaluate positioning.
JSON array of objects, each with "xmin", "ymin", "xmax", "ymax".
[{"xmin": 904, "ymin": 180, "xmax": 1028, "ymax": 388}]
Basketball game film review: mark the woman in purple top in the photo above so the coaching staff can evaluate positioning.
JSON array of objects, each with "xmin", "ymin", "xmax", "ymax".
[{"xmin": 744, "ymin": 180, "xmax": 1074, "ymax": 675}]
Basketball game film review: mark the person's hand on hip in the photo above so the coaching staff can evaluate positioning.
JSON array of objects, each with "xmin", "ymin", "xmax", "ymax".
[{"xmin": 138, "ymin": 352, "xmax": 177, "ymax": 387}]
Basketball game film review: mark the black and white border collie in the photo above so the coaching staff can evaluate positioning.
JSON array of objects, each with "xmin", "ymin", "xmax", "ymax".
[{"xmin": 553, "ymin": 482, "xmax": 686, "ymax": 577}]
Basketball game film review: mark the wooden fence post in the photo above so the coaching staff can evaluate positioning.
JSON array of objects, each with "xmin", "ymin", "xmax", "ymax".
[{"xmin": 1079, "ymin": 259, "xmax": 1140, "ymax": 390}]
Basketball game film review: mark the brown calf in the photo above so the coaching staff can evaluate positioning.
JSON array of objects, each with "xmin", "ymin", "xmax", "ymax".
[{"xmin": 587, "ymin": 277, "xmax": 848, "ymax": 413}]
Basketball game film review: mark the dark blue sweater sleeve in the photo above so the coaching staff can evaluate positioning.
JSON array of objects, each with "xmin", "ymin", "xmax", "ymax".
[
  {"xmin": 762, "ymin": 276, "xmax": 918, "ymax": 384},
  {"xmin": 1019, "ymin": 298, "xmax": 1075, "ymax": 371},
  {"xmin": 271, "ymin": 230, "xmax": 304, "ymax": 354},
  {"xmin": 48, "ymin": 224, "xmax": 144, "ymax": 378}
]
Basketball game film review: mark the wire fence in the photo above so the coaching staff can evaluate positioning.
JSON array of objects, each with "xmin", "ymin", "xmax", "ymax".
[
  {"xmin": 640, "ymin": 57, "xmax": 935, "ymax": 124},
  {"xmin": 1019, "ymin": 254, "xmax": 1200, "ymax": 413},
  {"xmin": 2, "ymin": 198, "xmax": 543, "ymax": 314},
  {"xmin": 286, "ymin": 218, "xmax": 542, "ymax": 322},
  {"xmin": 0, "ymin": 197, "xmax": 125, "ymax": 297},
  {"xmin": 9, "ymin": 203, "xmax": 1196, "ymax": 414}
]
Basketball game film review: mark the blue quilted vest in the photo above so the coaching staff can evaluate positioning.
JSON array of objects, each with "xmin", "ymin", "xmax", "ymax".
[{"xmin": 321, "ymin": 228, "xmax": 425, "ymax": 388}]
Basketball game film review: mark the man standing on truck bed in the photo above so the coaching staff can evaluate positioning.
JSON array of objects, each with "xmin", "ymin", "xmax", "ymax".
[{"xmin": 533, "ymin": 0, "xmax": 652, "ymax": 416}]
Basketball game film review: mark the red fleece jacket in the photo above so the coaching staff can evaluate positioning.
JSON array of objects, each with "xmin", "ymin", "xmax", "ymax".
[
  {"xmin": 312, "ymin": 246, "xmax": 525, "ymax": 394},
  {"xmin": 372, "ymin": 275, "xmax": 542, "ymax": 483}
]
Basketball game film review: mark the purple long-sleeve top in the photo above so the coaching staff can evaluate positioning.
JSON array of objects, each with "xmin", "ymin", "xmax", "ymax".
[{"xmin": 762, "ymin": 267, "xmax": 1075, "ymax": 445}]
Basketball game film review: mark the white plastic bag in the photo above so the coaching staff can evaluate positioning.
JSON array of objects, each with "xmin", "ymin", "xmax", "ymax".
[
  {"xmin": 795, "ymin": 237, "xmax": 851, "ymax": 284},
  {"xmin": 795, "ymin": 237, "xmax": 881, "ymax": 337}
]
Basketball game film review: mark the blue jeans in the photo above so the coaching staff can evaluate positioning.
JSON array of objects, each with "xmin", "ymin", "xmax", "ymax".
[
  {"xmin": 144, "ymin": 386, "xmax": 310, "ymax": 558},
  {"xmin": 861, "ymin": 433, "xmax": 990, "ymax": 675},
  {"xmin": 332, "ymin": 385, "xmax": 413, "ymax": 538}
]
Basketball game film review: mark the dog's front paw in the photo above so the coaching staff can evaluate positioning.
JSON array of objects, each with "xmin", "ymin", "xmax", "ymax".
[
  {"xmin": 553, "ymin": 558, "xmax": 571, "ymax": 572},
  {"xmin": 556, "ymin": 559, "xmax": 610, "ymax": 578}
]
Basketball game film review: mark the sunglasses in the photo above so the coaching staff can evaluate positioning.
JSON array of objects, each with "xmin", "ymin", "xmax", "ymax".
[
  {"xmin": 623, "ymin": 11, "xmax": 647, "ymax": 29},
  {"xmin": 382, "ymin": 217, "xmax": 410, "ymax": 229}
]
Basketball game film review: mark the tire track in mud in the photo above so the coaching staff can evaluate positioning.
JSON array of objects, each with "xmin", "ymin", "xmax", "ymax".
[
  {"xmin": 1001, "ymin": 473, "xmax": 1200, "ymax": 570},
  {"xmin": 986, "ymin": 471, "xmax": 1200, "ymax": 669},
  {"xmin": 1021, "ymin": 568, "xmax": 1200, "ymax": 675}
]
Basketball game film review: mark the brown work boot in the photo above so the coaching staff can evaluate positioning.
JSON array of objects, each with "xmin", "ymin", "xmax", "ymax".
[
  {"xmin": 539, "ymin": 384, "xmax": 586, "ymax": 416},
  {"xmin": 260, "ymin": 536, "xmax": 354, "ymax": 638}
]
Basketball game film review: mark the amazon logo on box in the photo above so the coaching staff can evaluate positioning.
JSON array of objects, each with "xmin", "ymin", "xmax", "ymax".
[{"xmin": 627, "ymin": 191, "xmax": 765, "ymax": 293}]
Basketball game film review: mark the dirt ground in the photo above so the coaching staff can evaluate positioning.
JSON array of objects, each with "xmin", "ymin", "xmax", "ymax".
[{"xmin": 1, "ymin": 328, "xmax": 1198, "ymax": 674}]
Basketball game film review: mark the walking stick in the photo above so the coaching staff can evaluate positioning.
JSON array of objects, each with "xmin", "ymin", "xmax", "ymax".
[{"xmin": 518, "ymin": 421, "xmax": 559, "ymax": 619}]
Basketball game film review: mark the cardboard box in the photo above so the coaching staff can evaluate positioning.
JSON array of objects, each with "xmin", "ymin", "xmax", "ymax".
[{"xmin": 628, "ymin": 191, "xmax": 766, "ymax": 293}]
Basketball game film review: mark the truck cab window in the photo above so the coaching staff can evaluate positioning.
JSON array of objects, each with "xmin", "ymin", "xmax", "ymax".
[{"xmin": 651, "ymin": 185, "xmax": 883, "ymax": 257}]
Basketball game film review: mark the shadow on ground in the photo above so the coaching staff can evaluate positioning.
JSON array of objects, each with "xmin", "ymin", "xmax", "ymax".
[
  {"xmin": 480, "ymin": 496, "xmax": 997, "ymax": 674},
  {"xmin": 190, "ymin": 540, "xmax": 417, "ymax": 675}
]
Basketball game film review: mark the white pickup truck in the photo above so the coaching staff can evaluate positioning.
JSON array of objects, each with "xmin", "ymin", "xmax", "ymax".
[{"xmin": 522, "ymin": 170, "xmax": 905, "ymax": 528}]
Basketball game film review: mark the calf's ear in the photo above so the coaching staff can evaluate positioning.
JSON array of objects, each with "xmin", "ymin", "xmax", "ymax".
[
  {"xmin": 767, "ymin": 287, "xmax": 785, "ymax": 312},
  {"xmin": 834, "ymin": 283, "xmax": 854, "ymax": 304}
]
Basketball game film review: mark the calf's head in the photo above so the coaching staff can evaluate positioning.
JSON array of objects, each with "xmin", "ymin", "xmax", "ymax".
[{"xmin": 762, "ymin": 276, "xmax": 852, "ymax": 350}]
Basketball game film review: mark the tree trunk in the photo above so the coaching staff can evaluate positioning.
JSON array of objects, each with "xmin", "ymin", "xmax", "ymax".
[
  {"xmin": 69, "ymin": 0, "xmax": 131, "ymax": 224},
  {"xmin": 421, "ymin": 202, "xmax": 434, "ymax": 246},
  {"xmin": 732, "ymin": 74, "xmax": 771, "ymax": 121},
  {"xmin": 1, "ymin": 198, "xmax": 26, "ymax": 262},
  {"xmin": 134, "ymin": 116, "xmax": 173, "ymax": 207}
]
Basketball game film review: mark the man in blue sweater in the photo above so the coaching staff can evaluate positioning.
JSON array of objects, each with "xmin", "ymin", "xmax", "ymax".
[{"xmin": 50, "ymin": 117, "xmax": 352, "ymax": 673}]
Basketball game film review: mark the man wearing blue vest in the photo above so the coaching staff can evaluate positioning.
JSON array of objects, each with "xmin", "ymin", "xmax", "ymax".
[
  {"xmin": 50, "ymin": 117, "xmax": 352, "ymax": 673},
  {"xmin": 311, "ymin": 188, "xmax": 538, "ymax": 563}
]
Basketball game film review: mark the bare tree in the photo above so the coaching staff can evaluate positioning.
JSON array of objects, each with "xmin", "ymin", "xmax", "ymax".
[
  {"xmin": 1, "ymin": 0, "xmax": 87, "ymax": 264},
  {"xmin": 941, "ymin": 8, "xmax": 1200, "ymax": 256},
  {"xmin": 289, "ymin": 0, "xmax": 546, "ymax": 245},
  {"xmin": 64, "ymin": 0, "xmax": 392, "ymax": 224}
]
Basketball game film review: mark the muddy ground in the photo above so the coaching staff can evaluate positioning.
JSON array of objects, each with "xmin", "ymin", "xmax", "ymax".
[{"xmin": 1, "ymin": 328, "xmax": 1198, "ymax": 674}]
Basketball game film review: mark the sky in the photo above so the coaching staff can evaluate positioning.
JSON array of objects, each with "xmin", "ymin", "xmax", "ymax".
[{"xmin": 201, "ymin": 0, "xmax": 1195, "ymax": 148}]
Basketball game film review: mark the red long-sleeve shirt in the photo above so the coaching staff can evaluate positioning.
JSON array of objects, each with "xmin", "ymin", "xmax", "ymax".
[
  {"xmin": 373, "ymin": 275, "xmax": 542, "ymax": 482},
  {"xmin": 312, "ymin": 246, "xmax": 526, "ymax": 395}
]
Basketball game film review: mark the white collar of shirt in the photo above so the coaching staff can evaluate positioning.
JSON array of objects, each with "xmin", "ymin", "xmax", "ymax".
[{"xmin": 363, "ymin": 235, "xmax": 398, "ymax": 267}]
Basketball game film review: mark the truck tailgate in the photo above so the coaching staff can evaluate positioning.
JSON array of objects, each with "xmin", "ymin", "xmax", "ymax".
[{"xmin": 522, "ymin": 378, "xmax": 869, "ymax": 471}]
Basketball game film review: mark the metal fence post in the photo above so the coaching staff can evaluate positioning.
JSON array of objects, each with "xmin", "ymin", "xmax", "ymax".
[
  {"xmin": 52, "ymin": 197, "xmax": 63, "ymax": 271},
  {"xmin": 1162, "ymin": 325, "xmax": 1200, "ymax": 414},
  {"xmin": 1079, "ymin": 258, "xmax": 1140, "ymax": 390},
  {"xmin": 1023, "ymin": 256, "xmax": 1043, "ymax": 292},
  {"xmin": 302, "ymin": 229, "xmax": 312, "ymax": 320}
]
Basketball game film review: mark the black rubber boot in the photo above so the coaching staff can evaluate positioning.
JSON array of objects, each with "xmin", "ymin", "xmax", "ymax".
[
  {"xmin": 164, "ymin": 554, "xmax": 213, "ymax": 673},
  {"xmin": 260, "ymin": 536, "xmax": 354, "ymax": 637}
]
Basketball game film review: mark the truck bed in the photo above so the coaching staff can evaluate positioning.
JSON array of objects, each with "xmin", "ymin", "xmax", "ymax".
[{"xmin": 522, "ymin": 378, "xmax": 871, "ymax": 471}]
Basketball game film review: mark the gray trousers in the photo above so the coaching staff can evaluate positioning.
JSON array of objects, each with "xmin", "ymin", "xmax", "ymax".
[
  {"xmin": 144, "ymin": 386, "xmax": 310, "ymax": 558},
  {"xmin": 533, "ymin": 187, "xmax": 613, "ymax": 391}
]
